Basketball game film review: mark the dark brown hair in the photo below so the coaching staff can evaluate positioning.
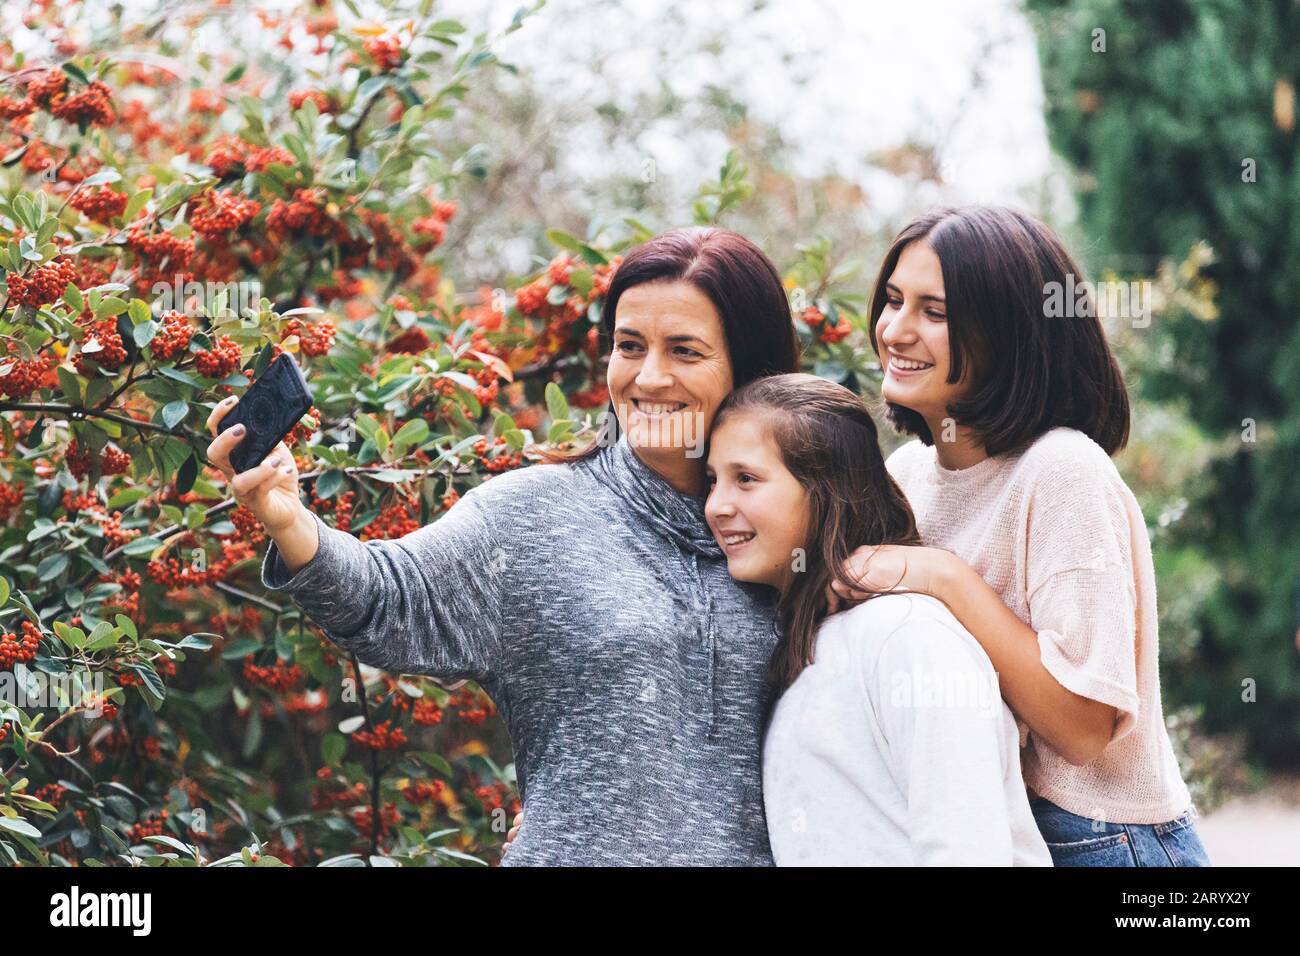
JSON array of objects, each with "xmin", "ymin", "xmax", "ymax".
[
  {"xmin": 711, "ymin": 373, "xmax": 921, "ymax": 694},
  {"xmin": 541, "ymin": 226, "xmax": 799, "ymax": 464},
  {"xmin": 867, "ymin": 205, "xmax": 1131, "ymax": 456}
]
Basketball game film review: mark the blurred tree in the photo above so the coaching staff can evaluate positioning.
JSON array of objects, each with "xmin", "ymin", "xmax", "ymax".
[{"xmin": 1027, "ymin": 0, "xmax": 1300, "ymax": 764}]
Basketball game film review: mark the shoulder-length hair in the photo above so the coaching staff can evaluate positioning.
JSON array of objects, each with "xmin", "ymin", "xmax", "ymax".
[
  {"xmin": 867, "ymin": 205, "xmax": 1131, "ymax": 456},
  {"xmin": 540, "ymin": 226, "xmax": 799, "ymax": 464},
  {"xmin": 712, "ymin": 373, "xmax": 921, "ymax": 694}
]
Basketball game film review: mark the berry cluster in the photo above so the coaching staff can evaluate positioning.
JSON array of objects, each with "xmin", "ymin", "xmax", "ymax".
[
  {"xmin": 281, "ymin": 317, "xmax": 336, "ymax": 356},
  {"xmin": 204, "ymin": 136, "xmax": 296, "ymax": 178},
  {"xmin": 800, "ymin": 306, "xmax": 852, "ymax": 344},
  {"xmin": 359, "ymin": 497, "xmax": 420, "ymax": 541},
  {"xmin": 0, "ymin": 346, "xmax": 53, "ymax": 399},
  {"xmin": 70, "ymin": 184, "xmax": 128, "ymax": 223},
  {"xmin": 73, "ymin": 318, "xmax": 129, "ymax": 375},
  {"xmin": 474, "ymin": 780, "xmax": 520, "ymax": 817},
  {"xmin": 385, "ymin": 325, "xmax": 430, "ymax": 354},
  {"xmin": 127, "ymin": 811, "xmax": 168, "ymax": 844},
  {"xmin": 351, "ymin": 802, "xmax": 401, "ymax": 841},
  {"xmin": 0, "ymin": 483, "xmax": 24, "ymax": 522},
  {"xmin": 5, "ymin": 257, "xmax": 78, "ymax": 307},
  {"xmin": 0, "ymin": 622, "xmax": 41, "ymax": 669},
  {"xmin": 351, "ymin": 719, "xmax": 407, "ymax": 750},
  {"xmin": 190, "ymin": 189, "xmax": 261, "ymax": 241},
  {"xmin": 242, "ymin": 654, "xmax": 305, "ymax": 693},
  {"xmin": 194, "ymin": 335, "xmax": 242, "ymax": 378},
  {"xmin": 401, "ymin": 779, "xmax": 445, "ymax": 805},
  {"xmin": 18, "ymin": 70, "xmax": 115, "ymax": 126},
  {"xmin": 473, "ymin": 435, "xmax": 523, "ymax": 474},
  {"xmin": 148, "ymin": 310, "xmax": 193, "ymax": 361},
  {"xmin": 288, "ymin": 89, "xmax": 334, "ymax": 113},
  {"xmin": 363, "ymin": 36, "xmax": 405, "ymax": 72},
  {"xmin": 412, "ymin": 697, "xmax": 444, "ymax": 726},
  {"xmin": 449, "ymin": 687, "xmax": 496, "ymax": 725},
  {"xmin": 266, "ymin": 187, "xmax": 329, "ymax": 238}
]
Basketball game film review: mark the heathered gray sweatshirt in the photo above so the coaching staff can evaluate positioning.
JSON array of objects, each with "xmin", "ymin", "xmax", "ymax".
[{"xmin": 261, "ymin": 435, "xmax": 781, "ymax": 865}]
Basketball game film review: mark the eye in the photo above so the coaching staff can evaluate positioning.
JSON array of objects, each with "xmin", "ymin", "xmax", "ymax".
[
  {"xmin": 673, "ymin": 345, "xmax": 702, "ymax": 357},
  {"xmin": 615, "ymin": 340, "xmax": 643, "ymax": 354},
  {"xmin": 885, "ymin": 294, "xmax": 903, "ymax": 308},
  {"xmin": 737, "ymin": 472, "xmax": 756, "ymax": 485},
  {"xmin": 925, "ymin": 309, "xmax": 947, "ymax": 321}
]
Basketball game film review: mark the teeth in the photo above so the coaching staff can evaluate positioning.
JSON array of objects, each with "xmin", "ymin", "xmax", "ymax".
[
  {"xmin": 723, "ymin": 533, "xmax": 755, "ymax": 546},
  {"xmin": 635, "ymin": 400, "xmax": 687, "ymax": 415},
  {"xmin": 891, "ymin": 357, "xmax": 932, "ymax": 371}
]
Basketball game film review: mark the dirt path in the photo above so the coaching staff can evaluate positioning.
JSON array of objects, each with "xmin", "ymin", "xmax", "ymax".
[{"xmin": 1196, "ymin": 783, "xmax": 1300, "ymax": 866}]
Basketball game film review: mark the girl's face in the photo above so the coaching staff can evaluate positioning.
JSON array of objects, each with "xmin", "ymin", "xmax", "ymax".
[
  {"xmin": 874, "ymin": 240, "xmax": 968, "ymax": 420},
  {"xmin": 608, "ymin": 280, "xmax": 734, "ymax": 465},
  {"xmin": 704, "ymin": 412, "xmax": 811, "ymax": 594}
]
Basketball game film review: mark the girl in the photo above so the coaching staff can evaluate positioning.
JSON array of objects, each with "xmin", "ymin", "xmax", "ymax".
[
  {"xmin": 208, "ymin": 227, "xmax": 799, "ymax": 866},
  {"xmin": 836, "ymin": 205, "xmax": 1210, "ymax": 866},
  {"xmin": 704, "ymin": 372, "xmax": 1051, "ymax": 865}
]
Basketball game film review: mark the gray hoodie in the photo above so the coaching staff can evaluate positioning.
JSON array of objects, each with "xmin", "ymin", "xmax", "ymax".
[{"xmin": 261, "ymin": 434, "xmax": 781, "ymax": 865}]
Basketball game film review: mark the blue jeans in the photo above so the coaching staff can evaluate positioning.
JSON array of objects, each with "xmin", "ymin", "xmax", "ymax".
[{"xmin": 1030, "ymin": 796, "xmax": 1212, "ymax": 867}]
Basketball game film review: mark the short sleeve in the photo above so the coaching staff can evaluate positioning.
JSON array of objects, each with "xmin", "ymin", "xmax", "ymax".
[{"xmin": 1024, "ymin": 456, "xmax": 1143, "ymax": 741}]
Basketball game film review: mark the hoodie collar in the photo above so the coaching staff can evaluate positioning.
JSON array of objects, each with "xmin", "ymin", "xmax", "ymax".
[{"xmin": 583, "ymin": 434, "xmax": 722, "ymax": 559}]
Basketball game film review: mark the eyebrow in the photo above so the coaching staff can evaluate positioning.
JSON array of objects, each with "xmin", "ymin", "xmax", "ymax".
[
  {"xmin": 885, "ymin": 281, "xmax": 946, "ymax": 304},
  {"xmin": 614, "ymin": 328, "xmax": 712, "ymax": 346}
]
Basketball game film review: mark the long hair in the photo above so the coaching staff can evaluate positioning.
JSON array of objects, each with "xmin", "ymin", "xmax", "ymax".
[
  {"xmin": 712, "ymin": 373, "xmax": 922, "ymax": 695},
  {"xmin": 540, "ymin": 226, "xmax": 799, "ymax": 464},
  {"xmin": 867, "ymin": 205, "xmax": 1131, "ymax": 456}
]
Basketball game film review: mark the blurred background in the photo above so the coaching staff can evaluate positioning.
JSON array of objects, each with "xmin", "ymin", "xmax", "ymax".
[{"xmin": 6, "ymin": 0, "xmax": 1295, "ymax": 864}]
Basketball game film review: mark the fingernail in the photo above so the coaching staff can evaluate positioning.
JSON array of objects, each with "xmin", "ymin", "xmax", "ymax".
[
  {"xmin": 269, "ymin": 457, "xmax": 280, "ymax": 467},
  {"xmin": 233, "ymin": 424, "xmax": 245, "ymax": 434}
]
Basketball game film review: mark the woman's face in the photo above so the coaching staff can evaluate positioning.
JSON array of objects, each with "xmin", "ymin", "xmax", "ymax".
[
  {"xmin": 608, "ymin": 280, "xmax": 734, "ymax": 466},
  {"xmin": 874, "ymin": 240, "xmax": 968, "ymax": 421},
  {"xmin": 704, "ymin": 412, "xmax": 810, "ymax": 594}
]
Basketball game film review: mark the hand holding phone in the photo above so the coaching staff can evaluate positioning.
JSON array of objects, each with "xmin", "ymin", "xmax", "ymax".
[{"xmin": 206, "ymin": 354, "xmax": 314, "ymax": 534}]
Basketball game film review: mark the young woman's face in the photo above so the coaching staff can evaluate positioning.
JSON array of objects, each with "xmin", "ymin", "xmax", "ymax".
[
  {"xmin": 704, "ymin": 412, "xmax": 810, "ymax": 593},
  {"xmin": 874, "ymin": 240, "xmax": 968, "ymax": 421},
  {"xmin": 608, "ymin": 280, "xmax": 734, "ymax": 465}
]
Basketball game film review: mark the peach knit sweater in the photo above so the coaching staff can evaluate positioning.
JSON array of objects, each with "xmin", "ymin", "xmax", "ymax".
[{"xmin": 885, "ymin": 427, "xmax": 1193, "ymax": 824}]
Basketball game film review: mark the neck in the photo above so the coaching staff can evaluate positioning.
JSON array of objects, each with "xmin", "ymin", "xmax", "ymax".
[
  {"xmin": 633, "ymin": 445, "xmax": 706, "ymax": 497},
  {"xmin": 924, "ymin": 416, "xmax": 989, "ymax": 470}
]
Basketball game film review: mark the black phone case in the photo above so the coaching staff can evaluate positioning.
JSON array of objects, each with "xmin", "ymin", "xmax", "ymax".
[{"xmin": 217, "ymin": 354, "xmax": 314, "ymax": 474}]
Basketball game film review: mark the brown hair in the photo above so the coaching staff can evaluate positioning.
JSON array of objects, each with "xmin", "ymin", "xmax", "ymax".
[
  {"xmin": 540, "ymin": 226, "xmax": 799, "ymax": 464},
  {"xmin": 711, "ymin": 373, "xmax": 921, "ymax": 694},
  {"xmin": 867, "ymin": 205, "xmax": 1131, "ymax": 456}
]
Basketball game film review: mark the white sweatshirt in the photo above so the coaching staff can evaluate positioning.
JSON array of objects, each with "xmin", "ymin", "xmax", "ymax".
[{"xmin": 762, "ymin": 592, "xmax": 1052, "ymax": 866}]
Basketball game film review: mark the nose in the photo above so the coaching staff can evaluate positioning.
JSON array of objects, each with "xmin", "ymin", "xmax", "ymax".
[
  {"xmin": 878, "ymin": 304, "xmax": 917, "ymax": 351},
  {"xmin": 635, "ymin": 346, "xmax": 674, "ymax": 390},
  {"xmin": 705, "ymin": 480, "xmax": 735, "ymax": 524}
]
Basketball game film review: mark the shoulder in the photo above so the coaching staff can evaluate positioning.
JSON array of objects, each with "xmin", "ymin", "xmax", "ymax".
[
  {"xmin": 462, "ymin": 458, "xmax": 589, "ymax": 506},
  {"xmin": 1015, "ymin": 427, "xmax": 1115, "ymax": 478},
  {"xmin": 825, "ymin": 593, "xmax": 992, "ymax": 675}
]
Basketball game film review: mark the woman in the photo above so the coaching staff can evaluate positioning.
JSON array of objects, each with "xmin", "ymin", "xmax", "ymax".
[
  {"xmin": 836, "ymin": 206, "xmax": 1210, "ymax": 866},
  {"xmin": 205, "ymin": 227, "xmax": 799, "ymax": 865},
  {"xmin": 704, "ymin": 373, "xmax": 1052, "ymax": 866}
]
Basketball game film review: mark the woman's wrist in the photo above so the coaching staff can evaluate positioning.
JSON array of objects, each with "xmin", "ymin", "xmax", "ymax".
[{"xmin": 272, "ymin": 504, "xmax": 320, "ymax": 575}]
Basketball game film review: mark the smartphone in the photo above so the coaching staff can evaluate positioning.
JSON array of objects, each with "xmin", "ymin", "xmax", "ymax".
[{"xmin": 216, "ymin": 353, "xmax": 314, "ymax": 474}]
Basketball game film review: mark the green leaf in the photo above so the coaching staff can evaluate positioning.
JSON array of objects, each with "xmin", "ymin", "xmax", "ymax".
[
  {"xmin": 545, "ymin": 381, "xmax": 570, "ymax": 422},
  {"xmin": 37, "ymin": 553, "xmax": 70, "ymax": 579},
  {"xmin": 160, "ymin": 400, "xmax": 189, "ymax": 429},
  {"xmin": 0, "ymin": 817, "xmax": 41, "ymax": 839},
  {"xmin": 392, "ymin": 419, "xmax": 428, "ymax": 447}
]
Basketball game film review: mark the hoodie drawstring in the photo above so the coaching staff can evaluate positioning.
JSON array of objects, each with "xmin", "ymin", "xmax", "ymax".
[{"xmin": 689, "ymin": 552, "xmax": 719, "ymax": 739}]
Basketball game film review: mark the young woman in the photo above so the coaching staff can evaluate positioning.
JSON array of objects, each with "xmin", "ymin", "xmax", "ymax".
[
  {"xmin": 704, "ymin": 373, "xmax": 1051, "ymax": 866},
  {"xmin": 836, "ymin": 205, "xmax": 1210, "ymax": 866},
  {"xmin": 206, "ymin": 226, "xmax": 800, "ymax": 866}
]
